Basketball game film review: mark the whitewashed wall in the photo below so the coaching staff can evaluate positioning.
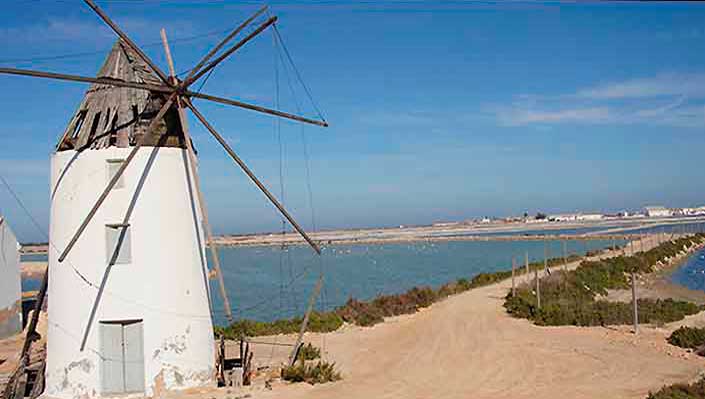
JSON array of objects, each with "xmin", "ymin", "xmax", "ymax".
[
  {"xmin": 0, "ymin": 217, "xmax": 21, "ymax": 339},
  {"xmin": 45, "ymin": 147, "xmax": 215, "ymax": 399}
]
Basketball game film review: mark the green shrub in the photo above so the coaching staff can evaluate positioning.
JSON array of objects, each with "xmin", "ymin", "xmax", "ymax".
[
  {"xmin": 647, "ymin": 376, "xmax": 705, "ymax": 399},
  {"xmin": 215, "ymin": 311, "xmax": 344, "ymax": 339},
  {"xmin": 668, "ymin": 326, "xmax": 705, "ymax": 350},
  {"xmin": 281, "ymin": 360, "xmax": 342, "ymax": 384},
  {"xmin": 297, "ymin": 343, "xmax": 321, "ymax": 361},
  {"xmin": 504, "ymin": 234, "xmax": 705, "ymax": 327}
]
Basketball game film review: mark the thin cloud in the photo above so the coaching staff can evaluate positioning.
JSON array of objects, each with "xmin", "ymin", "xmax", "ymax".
[
  {"xmin": 497, "ymin": 107, "xmax": 611, "ymax": 126},
  {"xmin": 577, "ymin": 73, "xmax": 705, "ymax": 99},
  {"xmin": 491, "ymin": 72, "xmax": 705, "ymax": 128}
]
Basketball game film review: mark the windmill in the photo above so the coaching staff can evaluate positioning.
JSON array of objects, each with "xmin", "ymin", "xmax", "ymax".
[{"xmin": 0, "ymin": 1, "xmax": 327, "ymax": 397}]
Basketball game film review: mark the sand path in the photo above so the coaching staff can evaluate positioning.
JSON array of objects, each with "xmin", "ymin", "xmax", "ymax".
[{"xmin": 238, "ymin": 236, "xmax": 705, "ymax": 399}]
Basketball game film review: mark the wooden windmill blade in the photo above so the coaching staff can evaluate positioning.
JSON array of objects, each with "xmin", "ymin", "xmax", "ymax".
[
  {"xmin": 183, "ymin": 5, "xmax": 269, "ymax": 84},
  {"xmin": 0, "ymin": 67, "xmax": 171, "ymax": 93},
  {"xmin": 83, "ymin": 0, "xmax": 171, "ymax": 85},
  {"xmin": 183, "ymin": 16, "xmax": 278, "ymax": 87},
  {"xmin": 182, "ymin": 98, "xmax": 322, "ymax": 255},
  {"xmin": 160, "ymin": 29, "xmax": 234, "ymax": 323},
  {"xmin": 187, "ymin": 91, "xmax": 328, "ymax": 127}
]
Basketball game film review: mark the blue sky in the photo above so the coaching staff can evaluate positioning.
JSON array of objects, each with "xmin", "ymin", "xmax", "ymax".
[{"xmin": 1, "ymin": 1, "xmax": 704, "ymax": 242}]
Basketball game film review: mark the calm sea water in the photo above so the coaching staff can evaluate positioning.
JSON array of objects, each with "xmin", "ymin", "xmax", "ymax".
[
  {"xmin": 206, "ymin": 238, "xmax": 623, "ymax": 326},
  {"xmin": 670, "ymin": 247, "xmax": 705, "ymax": 291},
  {"xmin": 21, "ymin": 220, "xmax": 704, "ymax": 327}
]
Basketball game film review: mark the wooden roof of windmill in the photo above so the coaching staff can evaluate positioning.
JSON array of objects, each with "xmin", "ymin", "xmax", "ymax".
[{"xmin": 57, "ymin": 39, "xmax": 185, "ymax": 151}]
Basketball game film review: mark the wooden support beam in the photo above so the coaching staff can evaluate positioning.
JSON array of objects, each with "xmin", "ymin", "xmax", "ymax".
[
  {"xmin": 183, "ymin": 98, "xmax": 322, "ymax": 255},
  {"xmin": 0, "ymin": 67, "xmax": 172, "ymax": 93},
  {"xmin": 83, "ymin": 0, "xmax": 171, "ymax": 85},
  {"xmin": 288, "ymin": 274, "xmax": 323, "ymax": 367},
  {"xmin": 184, "ymin": 5, "xmax": 268, "ymax": 84},
  {"xmin": 187, "ymin": 90, "xmax": 327, "ymax": 127},
  {"xmin": 161, "ymin": 28, "xmax": 234, "ymax": 323},
  {"xmin": 183, "ymin": 16, "xmax": 278, "ymax": 88}
]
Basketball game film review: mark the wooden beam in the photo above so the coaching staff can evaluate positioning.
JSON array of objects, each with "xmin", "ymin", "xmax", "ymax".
[
  {"xmin": 288, "ymin": 274, "xmax": 323, "ymax": 367},
  {"xmin": 83, "ymin": 0, "xmax": 171, "ymax": 85},
  {"xmin": 0, "ymin": 67, "xmax": 172, "ymax": 93},
  {"xmin": 183, "ymin": 98, "xmax": 322, "ymax": 255},
  {"xmin": 183, "ymin": 16, "xmax": 278, "ymax": 88},
  {"xmin": 58, "ymin": 94, "xmax": 176, "ymax": 263},
  {"xmin": 183, "ymin": 5, "xmax": 268, "ymax": 84},
  {"xmin": 161, "ymin": 28, "xmax": 234, "ymax": 323},
  {"xmin": 187, "ymin": 91, "xmax": 327, "ymax": 127}
]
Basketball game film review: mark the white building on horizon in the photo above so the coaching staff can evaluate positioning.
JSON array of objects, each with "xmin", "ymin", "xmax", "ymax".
[{"xmin": 643, "ymin": 206, "xmax": 672, "ymax": 218}]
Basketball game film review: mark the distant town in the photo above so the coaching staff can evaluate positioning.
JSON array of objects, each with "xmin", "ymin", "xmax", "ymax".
[{"xmin": 431, "ymin": 204, "xmax": 705, "ymax": 227}]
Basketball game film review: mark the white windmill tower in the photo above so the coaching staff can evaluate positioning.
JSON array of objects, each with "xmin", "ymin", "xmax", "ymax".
[{"xmin": 0, "ymin": 2, "xmax": 326, "ymax": 398}]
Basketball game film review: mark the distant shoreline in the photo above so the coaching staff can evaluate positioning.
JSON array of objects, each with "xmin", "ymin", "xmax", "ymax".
[{"xmin": 19, "ymin": 216, "xmax": 705, "ymax": 253}]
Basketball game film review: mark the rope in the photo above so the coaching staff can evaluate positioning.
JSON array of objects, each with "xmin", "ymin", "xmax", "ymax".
[
  {"xmin": 271, "ymin": 18, "xmax": 329, "ymax": 358},
  {"xmin": 272, "ymin": 23, "xmax": 327, "ymax": 124}
]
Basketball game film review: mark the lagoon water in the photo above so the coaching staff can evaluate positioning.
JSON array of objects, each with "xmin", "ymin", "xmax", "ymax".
[
  {"xmin": 16, "ymin": 238, "xmax": 636, "ymax": 326},
  {"xmin": 206, "ymin": 238, "xmax": 623, "ymax": 326},
  {"xmin": 21, "ymin": 220, "xmax": 705, "ymax": 327},
  {"xmin": 670, "ymin": 247, "xmax": 705, "ymax": 292}
]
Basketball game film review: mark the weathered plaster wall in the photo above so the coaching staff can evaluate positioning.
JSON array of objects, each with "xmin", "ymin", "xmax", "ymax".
[
  {"xmin": 0, "ymin": 217, "xmax": 22, "ymax": 339},
  {"xmin": 44, "ymin": 147, "xmax": 215, "ymax": 399}
]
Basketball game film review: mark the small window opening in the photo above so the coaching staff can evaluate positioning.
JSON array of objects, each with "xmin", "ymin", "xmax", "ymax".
[
  {"xmin": 70, "ymin": 110, "xmax": 88, "ymax": 140},
  {"xmin": 106, "ymin": 159, "xmax": 125, "ymax": 189},
  {"xmin": 86, "ymin": 111, "xmax": 102, "ymax": 144},
  {"xmin": 105, "ymin": 223, "xmax": 131, "ymax": 265},
  {"xmin": 103, "ymin": 108, "xmax": 112, "ymax": 130}
]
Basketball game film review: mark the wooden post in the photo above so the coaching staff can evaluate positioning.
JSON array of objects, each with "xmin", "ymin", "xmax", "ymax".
[
  {"xmin": 562, "ymin": 240, "xmax": 568, "ymax": 272},
  {"xmin": 631, "ymin": 272, "xmax": 638, "ymax": 334},
  {"xmin": 535, "ymin": 269, "xmax": 541, "ymax": 309},
  {"xmin": 511, "ymin": 256, "xmax": 516, "ymax": 297},
  {"xmin": 544, "ymin": 241, "xmax": 548, "ymax": 273},
  {"xmin": 288, "ymin": 275, "xmax": 323, "ymax": 367},
  {"xmin": 525, "ymin": 251, "xmax": 530, "ymax": 280}
]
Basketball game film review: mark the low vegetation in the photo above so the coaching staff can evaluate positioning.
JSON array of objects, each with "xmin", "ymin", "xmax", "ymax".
[
  {"xmin": 667, "ymin": 326, "xmax": 705, "ymax": 351},
  {"xmin": 281, "ymin": 360, "xmax": 342, "ymax": 385},
  {"xmin": 218, "ymin": 249, "xmax": 591, "ymax": 337},
  {"xmin": 504, "ymin": 234, "xmax": 705, "ymax": 327},
  {"xmin": 647, "ymin": 376, "xmax": 705, "ymax": 399},
  {"xmin": 218, "ymin": 236, "xmax": 704, "ymax": 337},
  {"xmin": 297, "ymin": 342, "xmax": 321, "ymax": 361},
  {"xmin": 215, "ymin": 311, "xmax": 344, "ymax": 338}
]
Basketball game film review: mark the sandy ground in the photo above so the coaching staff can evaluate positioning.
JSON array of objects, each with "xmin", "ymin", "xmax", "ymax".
[
  {"xmin": 194, "ymin": 236, "xmax": 705, "ymax": 399},
  {"xmin": 6, "ymin": 236, "xmax": 705, "ymax": 398}
]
